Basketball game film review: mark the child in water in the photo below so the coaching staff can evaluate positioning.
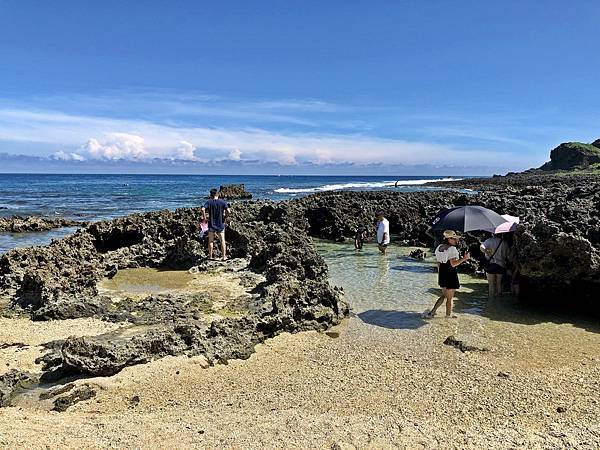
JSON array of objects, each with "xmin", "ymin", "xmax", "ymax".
[{"xmin": 354, "ymin": 225, "xmax": 367, "ymax": 250}]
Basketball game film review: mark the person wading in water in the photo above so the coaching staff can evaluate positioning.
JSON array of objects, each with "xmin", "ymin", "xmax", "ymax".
[{"xmin": 425, "ymin": 230, "xmax": 470, "ymax": 318}]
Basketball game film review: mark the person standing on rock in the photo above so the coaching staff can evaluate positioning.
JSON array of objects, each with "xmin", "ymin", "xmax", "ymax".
[
  {"xmin": 201, "ymin": 188, "xmax": 230, "ymax": 261},
  {"xmin": 375, "ymin": 211, "xmax": 390, "ymax": 254},
  {"xmin": 425, "ymin": 230, "xmax": 470, "ymax": 319}
]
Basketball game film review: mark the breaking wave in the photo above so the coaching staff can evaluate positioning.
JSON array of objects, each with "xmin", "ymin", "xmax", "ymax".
[{"xmin": 273, "ymin": 178, "xmax": 461, "ymax": 194}]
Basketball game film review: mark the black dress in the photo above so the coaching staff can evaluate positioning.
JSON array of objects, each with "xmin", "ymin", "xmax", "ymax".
[{"xmin": 435, "ymin": 244, "xmax": 461, "ymax": 291}]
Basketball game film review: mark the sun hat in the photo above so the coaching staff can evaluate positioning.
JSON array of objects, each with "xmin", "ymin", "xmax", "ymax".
[{"xmin": 443, "ymin": 230, "xmax": 461, "ymax": 240}]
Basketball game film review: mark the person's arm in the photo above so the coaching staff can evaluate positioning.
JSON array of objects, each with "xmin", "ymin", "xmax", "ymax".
[
  {"xmin": 449, "ymin": 249, "xmax": 470, "ymax": 267},
  {"xmin": 201, "ymin": 207, "xmax": 207, "ymax": 222}
]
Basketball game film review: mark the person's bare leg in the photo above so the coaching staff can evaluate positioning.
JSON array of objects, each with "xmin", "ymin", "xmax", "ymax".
[
  {"xmin": 208, "ymin": 232, "xmax": 214, "ymax": 259},
  {"xmin": 486, "ymin": 273, "xmax": 495, "ymax": 298},
  {"xmin": 496, "ymin": 274, "xmax": 503, "ymax": 296},
  {"xmin": 427, "ymin": 289, "xmax": 446, "ymax": 317},
  {"xmin": 220, "ymin": 231, "xmax": 227, "ymax": 260},
  {"xmin": 445, "ymin": 289, "xmax": 456, "ymax": 317}
]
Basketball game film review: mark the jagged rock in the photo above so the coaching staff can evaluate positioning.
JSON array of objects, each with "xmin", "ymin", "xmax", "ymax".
[
  {"xmin": 52, "ymin": 384, "xmax": 96, "ymax": 412},
  {"xmin": 218, "ymin": 184, "xmax": 253, "ymax": 200},
  {"xmin": 0, "ymin": 370, "xmax": 39, "ymax": 406},
  {"xmin": 0, "ymin": 216, "xmax": 86, "ymax": 233},
  {"xmin": 539, "ymin": 142, "xmax": 600, "ymax": 170}
]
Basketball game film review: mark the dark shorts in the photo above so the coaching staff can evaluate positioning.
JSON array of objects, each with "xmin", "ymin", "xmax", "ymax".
[
  {"xmin": 438, "ymin": 262, "xmax": 460, "ymax": 289},
  {"xmin": 485, "ymin": 263, "xmax": 506, "ymax": 275},
  {"xmin": 209, "ymin": 227, "xmax": 225, "ymax": 233}
]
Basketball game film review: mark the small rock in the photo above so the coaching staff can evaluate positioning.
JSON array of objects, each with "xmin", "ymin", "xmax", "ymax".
[
  {"xmin": 497, "ymin": 371, "xmax": 510, "ymax": 379},
  {"xmin": 557, "ymin": 406, "xmax": 567, "ymax": 413}
]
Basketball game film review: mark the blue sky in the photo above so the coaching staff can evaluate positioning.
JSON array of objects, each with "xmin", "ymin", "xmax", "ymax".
[{"xmin": 0, "ymin": 0, "xmax": 599, "ymax": 174}]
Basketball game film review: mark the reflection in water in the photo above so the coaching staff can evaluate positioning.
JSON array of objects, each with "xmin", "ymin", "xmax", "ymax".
[{"xmin": 315, "ymin": 239, "xmax": 600, "ymax": 334}]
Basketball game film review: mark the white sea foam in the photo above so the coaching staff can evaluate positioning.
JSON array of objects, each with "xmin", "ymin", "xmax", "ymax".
[{"xmin": 273, "ymin": 178, "xmax": 461, "ymax": 194}]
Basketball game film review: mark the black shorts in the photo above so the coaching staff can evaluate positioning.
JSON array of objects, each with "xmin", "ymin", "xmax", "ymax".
[
  {"xmin": 485, "ymin": 263, "xmax": 506, "ymax": 275},
  {"xmin": 438, "ymin": 262, "xmax": 460, "ymax": 289}
]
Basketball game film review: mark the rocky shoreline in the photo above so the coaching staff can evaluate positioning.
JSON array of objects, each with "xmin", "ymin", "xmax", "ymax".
[
  {"xmin": 0, "ymin": 206, "xmax": 348, "ymax": 407},
  {"xmin": 0, "ymin": 169, "xmax": 598, "ymax": 410},
  {"xmin": 0, "ymin": 216, "xmax": 86, "ymax": 233}
]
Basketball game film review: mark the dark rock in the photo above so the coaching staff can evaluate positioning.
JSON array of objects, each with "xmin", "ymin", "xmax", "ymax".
[
  {"xmin": 0, "ymin": 216, "xmax": 86, "ymax": 233},
  {"xmin": 556, "ymin": 406, "xmax": 567, "ymax": 413},
  {"xmin": 443, "ymin": 335, "xmax": 489, "ymax": 353},
  {"xmin": 52, "ymin": 384, "xmax": 96, "ymax": 412},
  {"xmin": 39, "ymin": 382, "xmax": 75, "ymax": 400},
  {"xmin": 0, "ymin": 342, "xmax": 27, "ymax": 350},
  {"xmin": 0, "ymin": 370, "xmax": 39, "ymax": 406},
  {"xmin": 218, "ymin": 184, "xmax": 253, "ymax": 200},
  {"xmin": 409, "ymin": 249, "xmax": 426, "ymax": 260},
  {"xmin": 129, "ymin": 394, "xmax": 140, "ymax": 406},
  {"xmin": 539, "ymin": 142, "xmax": 600, "ymax": 171}
]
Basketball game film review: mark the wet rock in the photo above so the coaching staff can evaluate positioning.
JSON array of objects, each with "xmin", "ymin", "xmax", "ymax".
[
  {"xmin": 0, "ymin": 216, "xmax": 86, "ymax": 233},
  {"xmin": 409, "ymin": 249, "xmax": 426, "ymax": 260},
  {"xmin": 0, "ymin": 370, "xmax": 39, "ymax": 406},
  {"xmin": 52, "ymin": 384, "xmax": 96, "ymax": 412}
]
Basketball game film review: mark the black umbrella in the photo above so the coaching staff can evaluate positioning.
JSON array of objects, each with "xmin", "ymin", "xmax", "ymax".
[{"xmin": 431, "ymin": 206, "xmax": 508, "ymax": 232}]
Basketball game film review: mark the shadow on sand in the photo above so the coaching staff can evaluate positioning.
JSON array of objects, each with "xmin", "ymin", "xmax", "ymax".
[
  {"xmin": 425, "ymin": 282, "xmax": 600, "ymax": 334},
  {"xmin": 357, "ymin": 309, "xmax": 427, "ymax": 330}
]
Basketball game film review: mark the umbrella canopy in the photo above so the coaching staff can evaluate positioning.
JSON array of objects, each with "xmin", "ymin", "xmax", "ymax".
[
  {"xmin": 482, "ymin": 214, "xmax": 520, "ymax": 234},
  {"xmin": 431, "ymin": 206, "xmax": 508, "ymax": 232}
]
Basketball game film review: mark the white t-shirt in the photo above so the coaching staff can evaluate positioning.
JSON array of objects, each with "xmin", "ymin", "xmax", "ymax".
[
  {"xmin": 435, "ymin": 245, "xmax": 460, "ymax": 263},
  {"xmin": 376, "ymin": 218, "xmax": 390, "ymax": 244},
  {"xmin": 482, "ymin": 237, "xmax": 509, "ymax": 267}
]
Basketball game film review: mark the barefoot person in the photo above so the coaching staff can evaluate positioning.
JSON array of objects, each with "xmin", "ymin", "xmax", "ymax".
[
  {"xmin": 480, "ymin": 233, "xmax": 509, "ymax": 298},
  {"xmin": 375, "ymin": 211, "xmax": 390, "ymax": 254},
  {"xmin": 426, "ymin": 230, "xmax": 470, "ymax": 318},
  {"xmin": 201, "ymin": 188, "xmax": 230, "ymax": 261}
]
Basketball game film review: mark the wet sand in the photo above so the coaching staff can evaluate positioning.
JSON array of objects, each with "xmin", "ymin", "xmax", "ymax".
[{"xmin": 1, "ymin": 244, "xmax": 599, "ymax": 448}]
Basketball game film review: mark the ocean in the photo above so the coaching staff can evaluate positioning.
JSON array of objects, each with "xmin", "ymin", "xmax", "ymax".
[{"xmin": 0, "ymin": 173, "xmax": 463, "ymax": 253}]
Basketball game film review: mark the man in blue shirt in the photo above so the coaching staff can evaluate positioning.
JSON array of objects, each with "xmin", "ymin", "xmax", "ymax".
[{"xmin": 201, "ymin": 188, "xmax": 231, "ymax": 260}]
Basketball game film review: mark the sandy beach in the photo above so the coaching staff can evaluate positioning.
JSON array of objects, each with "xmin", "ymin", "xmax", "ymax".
[{"xmin": 1, "ymin": 307, "xmax": 599, "ymax": 449}]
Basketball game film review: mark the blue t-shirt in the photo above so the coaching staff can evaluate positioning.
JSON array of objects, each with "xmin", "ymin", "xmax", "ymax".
[{"xmin": 203, "ymin": 199, "xmax": 229, "ymax": 231}]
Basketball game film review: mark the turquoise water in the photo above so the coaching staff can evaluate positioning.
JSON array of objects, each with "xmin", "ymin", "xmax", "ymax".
[{"xmin": 315, "ymin": 239, "xmax": 491, "ymax": 328}]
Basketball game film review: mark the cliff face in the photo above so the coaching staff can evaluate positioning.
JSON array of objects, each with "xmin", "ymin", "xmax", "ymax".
[{"xmin": 540, "ymin": 141, "xmax": 600, "ymax": 170}]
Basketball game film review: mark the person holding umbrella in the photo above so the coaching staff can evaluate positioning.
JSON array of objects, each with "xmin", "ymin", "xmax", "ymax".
[{"xmin": 425, "ymin": 230, "xmax": 471, "ymax": 319}]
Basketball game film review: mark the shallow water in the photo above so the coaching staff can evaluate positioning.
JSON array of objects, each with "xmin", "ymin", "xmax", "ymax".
[
  {"xmin": 316, "ymin": 239, "xmax": 600, "ymax": 366},
  {"xmin": 98, "ymin": 268, "xmax": 195, "ymax": 296},
  {"xmin": 315, "ymin": 239, "xmax": 490, "ymax": 327},
  {"xmin": 0, "ymin": 227, "xmax": 79, "ymax": 254}
]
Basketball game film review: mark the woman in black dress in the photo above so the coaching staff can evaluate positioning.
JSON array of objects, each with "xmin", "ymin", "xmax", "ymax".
[{"xmin": 425, "ymin": 230, "xmax": 470, "ymax": 318}]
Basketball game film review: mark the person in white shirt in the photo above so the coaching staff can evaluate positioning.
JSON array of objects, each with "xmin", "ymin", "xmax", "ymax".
[
  {"xmin": 375, "ymin": 211, "xmax": 390, "ymax": 254},
  {"xmin": 425, "ymin": 230, "xmax": 470, "ymax": 319}
]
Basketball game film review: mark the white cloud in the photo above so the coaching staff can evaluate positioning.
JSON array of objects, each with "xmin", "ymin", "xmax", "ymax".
[
  {"xmin": 51, "ymin": 150, "xmax": 86, "ymax": 161},
  {"xmin": 174, "ymin": 141, "xmax": 197, "ymax": 160},
  {"xmin": 228, "ymin": 148, "xmax": 242, "ymax": 161},
  {"xmin": 0, "ymin": 106, "xmax": 536, "ymax": 169},
  {"xmin": 83, "ymin": 133, "xmax": 148, "ymax": 160}
]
